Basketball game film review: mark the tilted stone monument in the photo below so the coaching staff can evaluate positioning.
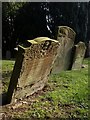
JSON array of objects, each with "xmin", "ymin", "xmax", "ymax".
[
  {"xmin": 71, "ymin": 41, "xmax": 86, "ymax": 70},
  {"xmin": 51, "ymin": 26, "xmax": 76, "ymax": 74},
  {"xmin": 6, "ymin": 37, "xmax": 59, "ymax": 103}
]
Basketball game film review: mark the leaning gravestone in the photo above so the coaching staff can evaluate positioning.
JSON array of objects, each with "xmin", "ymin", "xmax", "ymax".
[
  {"xmin": 6, "ymin": 37, "xmax": 59, "ymax": 103},
  {"xmin": 71, "ymin": 41, "xmax": 86, "ymax": 70},
  {"xmin": 51, "ymin": 26, "xmax": 76, "ymax": 74}
]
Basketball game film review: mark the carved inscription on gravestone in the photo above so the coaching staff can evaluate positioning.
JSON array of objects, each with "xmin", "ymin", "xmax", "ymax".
[
  {"xmin": 7, "ymin": 37, "xmax": 59, "ymax": 103},
  {"xmin": 71, "ymin": 41, "xmax": 86, "ymax": 70},
  {"xmin": 51, "ymin": 26, "xmax": 76, "ymax": 74}
]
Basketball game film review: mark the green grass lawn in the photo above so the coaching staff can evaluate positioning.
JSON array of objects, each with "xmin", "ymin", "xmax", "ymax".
[
  {"xmin": 1, "ymin": 58, "xmax": 89, "ymax": 119},
  {"xmin": 1, "ymin": 60, "xmax": 15, "ymax": 93}
]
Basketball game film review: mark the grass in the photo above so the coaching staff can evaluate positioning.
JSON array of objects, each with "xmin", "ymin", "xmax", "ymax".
[
  {"xmin": 1, "ymin": 58, "xmax": 89, "ymax": 119},
  {"xmin": 2, "ymin": 60, "xmax": 15, "ymax": 93}
]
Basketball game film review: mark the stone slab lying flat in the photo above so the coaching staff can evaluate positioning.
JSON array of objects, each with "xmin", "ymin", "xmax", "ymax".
[{"xmin": 7, "ymin": 37, "xmax": 59, "ymax": 103}]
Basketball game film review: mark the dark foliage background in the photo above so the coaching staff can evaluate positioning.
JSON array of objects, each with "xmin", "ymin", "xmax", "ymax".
[{"xmin": 2, "ymin": 2, "xmax": 90, "ymax": 58}]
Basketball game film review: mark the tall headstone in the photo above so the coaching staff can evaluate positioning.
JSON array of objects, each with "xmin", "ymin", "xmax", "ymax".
[
  {"xmin": 71, "ymin": 41, "xmax": 86, "ymax": 70},
  {"xmin": 6, "ymin": 37, "xmax": 59, "ymax": 103},
  {"xmin": 51, "ymin": 26, "xmax": 76, "ymax": 74}
]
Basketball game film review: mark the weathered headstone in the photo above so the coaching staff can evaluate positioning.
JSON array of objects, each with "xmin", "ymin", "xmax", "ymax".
[
  {"xmin": 6, "ymin": 50, "xmax": 11, "ymax": 59},
  {"xmin": 51, "ymin": 26, "xmax": 76, "ymax": 74},
  {"xmin": 89, "ymin": 41, "xmax": 90, "ymax": 57},
  {"xmin": 6, "ymin": 37, "xmax": 59, "ymax": 103},
  {"xmin": 71, "ymin": 41, "xmax": 86, "ymax": 70}
]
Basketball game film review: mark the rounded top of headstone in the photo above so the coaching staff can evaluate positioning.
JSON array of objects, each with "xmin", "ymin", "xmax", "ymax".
[
  {"xmin": 57, "ymin": 26, "xmax": 76, "ymax": 40},
  {"xmin": 75, "ymin": 41, "xmax": 86, "ymax": 49}
]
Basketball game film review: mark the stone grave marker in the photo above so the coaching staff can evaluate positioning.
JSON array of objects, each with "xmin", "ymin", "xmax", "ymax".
[
  {"xmin": 6, "ymin": 50, "xmax": 11, "ymax": 59},
  {"xmin": 71, "ymin": 41, "xmax": 86, "ymax": 70},
  {"xmin": 89, "ymin": 41, "xmax": 90, "ymax": 57},
  {"xmin": 6, "ymin": 37, "xmax": 59, "ymax": 103},
  {"xmin": 51, "ymin": 26, "xmax": 76, "ymax": 74}
]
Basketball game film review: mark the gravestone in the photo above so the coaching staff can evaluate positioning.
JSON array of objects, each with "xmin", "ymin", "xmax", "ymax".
[
  {"xmin": 71, "ymin": 41, "xmax": 86, "ymax": 70},
  {"xmin": 51, "ymin": 26, "xmax": 76, "ymax": 74},
  {"xmin": 6, "ymin": 50, "xmax": 11, "ymax": 59},
  {"xmin": 89, "ymin": 41, "xmax": 90, "ymax": 57},
  {"xmin": 6, "ymin": 37, "xmax": 59, "ymax": 103}
]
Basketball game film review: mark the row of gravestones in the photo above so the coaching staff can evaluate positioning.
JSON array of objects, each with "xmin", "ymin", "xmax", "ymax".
[{"xmin": 4, "ymin": 26, "xmax": 86, "ymax": 104}]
